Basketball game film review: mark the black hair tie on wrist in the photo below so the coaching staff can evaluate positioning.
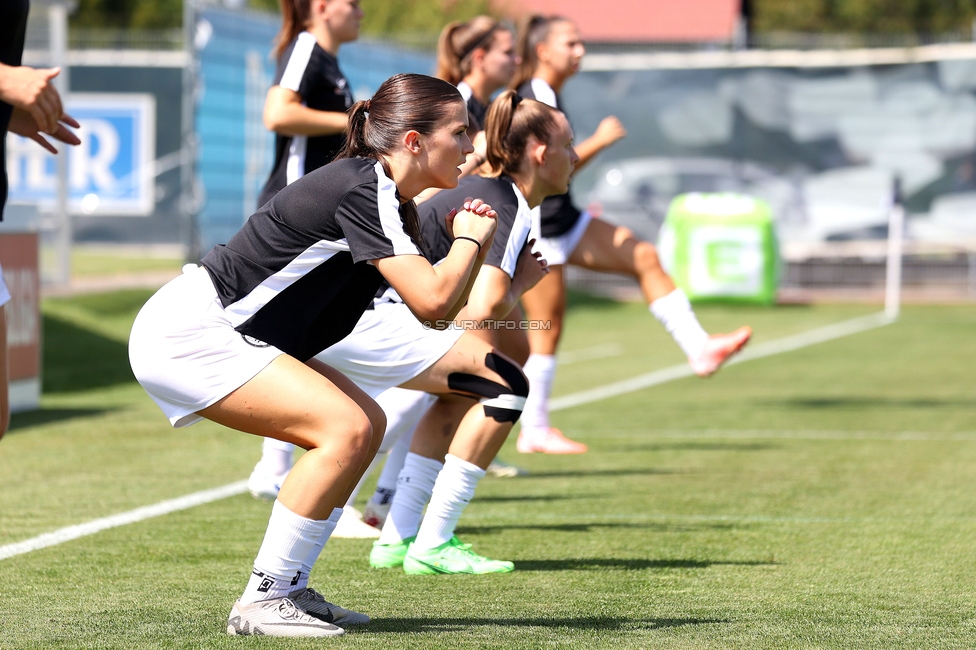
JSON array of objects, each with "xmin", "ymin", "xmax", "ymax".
[{"xmin": 454, "ymin": 235, "xmax": 482, "ymax": 253}]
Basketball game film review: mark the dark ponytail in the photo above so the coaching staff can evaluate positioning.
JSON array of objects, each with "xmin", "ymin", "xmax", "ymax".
[
  {"xmin": 274, "ymin": 0, "xmax": 311, "ymax": 60},
  {"xmin": 338, "ymin": 74, "xmax": 466, "ymax": 250},
  {"xmin": 485, "ymin": 90, "xmax": 559, "ymax": 178},
  {"xmin": 436, "ymin": 16, "xmax": 503, "ymax": 86}
]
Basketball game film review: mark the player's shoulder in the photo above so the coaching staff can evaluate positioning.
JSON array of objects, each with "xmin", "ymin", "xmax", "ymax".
[
  {"xmin": 464, "ymin": 175, "xmax": 518, "ymax": 208},
  {"xmin": 298, "ymin": 157, "xmax": 377, "ymax": 194}
]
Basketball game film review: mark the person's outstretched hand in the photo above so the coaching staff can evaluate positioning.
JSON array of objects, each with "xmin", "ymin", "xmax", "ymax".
[
  {"xmin": 0, "ymin": 65, "xmax": 68, "ymax": 135},
  {"xmin": 7, "ymin": 107, "xmax": 80, "ymax": 154}
]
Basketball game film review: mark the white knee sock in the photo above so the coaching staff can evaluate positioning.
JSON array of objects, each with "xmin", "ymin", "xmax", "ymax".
[
  {"xmin": 520, "ymin": 353, "xmax": 557, "ymax": 437},
  {"xmin": 413, "ymin": 454, "xmax": 485, "ymax": 551},
  {"xmin": 377, "ymin": 452, "xmax": 443, "ymax": 545},
  {"xmin": 259, "ymin": 438, "xmax": 295, "ymax": 476},
  {"xmin": 649, "ymin": 288, "xmax": 709, "ymax": 359},
  {"xmin": 241, "ymin": 500, "xmax": 328, "ymax": 604},
  {"xmin": 295, "ymin": 507, "xmax": 342, "ymax": 591},
  {"xmin": 371, "ymin": 429, "xmax": 414, "ymax": 506}
]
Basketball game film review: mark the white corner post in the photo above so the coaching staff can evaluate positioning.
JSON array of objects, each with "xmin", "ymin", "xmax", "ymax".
[
  {"xmin": 48, "ymin": 1, "xmax": 72, "ymax": 286},
  {"xmin": 884, "ymin": 178, "xmax": 904, "ymax": 321}
]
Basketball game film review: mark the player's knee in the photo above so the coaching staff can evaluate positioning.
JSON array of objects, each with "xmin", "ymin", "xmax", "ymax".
[
  {"xmin": 366, "ymin": 406, "xmax": 387, "ymax": 452},
  {"xmin": 447, "ymin": 352, "xmax": 529, "ymax": 424},
  {"xmin": 634, "ymin": 240, "xmax": 663, "ymax": 275}
]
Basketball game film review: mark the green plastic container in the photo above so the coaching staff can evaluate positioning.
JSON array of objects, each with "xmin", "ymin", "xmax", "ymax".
[{"xmin": 657, "ymin": 193, "xmax": 779, "ymax": 305}]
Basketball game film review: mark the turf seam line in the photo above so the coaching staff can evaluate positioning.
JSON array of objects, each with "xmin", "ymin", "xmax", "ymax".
[
  {"xmin": 0, "ymin": 481, "xmax": 248, "ymax": 561},
  {"xmin": 0, "ymin": 311, "xmax": 891, "ymax": 562},
  {"xmin": 550, "ymin": 311, "xmax": 892, "ymax": 412}
]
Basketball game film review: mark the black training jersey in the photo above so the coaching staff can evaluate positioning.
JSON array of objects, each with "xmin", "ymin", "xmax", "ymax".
[
  {"xmin": 457, "ymin": 81, "xmax": 487, "ymax": 134},
  {"xmin": 1, "ymin": 0, "xmax": 30, "ymax": 220},
  {"xmin": 257, "ymin": 31, "xmax": 354, "ymax": 209},
  {"xmin": 375, "ymin": 175, "xmax": 531, "ymax": 305},
  {"xmin": 516, "ymin": 78, "xmax": 582, "ymax": 238},
  {"xmin": 202, "ymin": 157, "xmax": 422, "ymax": 361}
]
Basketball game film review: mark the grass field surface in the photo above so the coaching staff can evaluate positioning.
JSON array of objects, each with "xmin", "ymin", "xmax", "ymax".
[{"xmin": 0, "ymin": 290, "xmax": 974, "ymax": 648}]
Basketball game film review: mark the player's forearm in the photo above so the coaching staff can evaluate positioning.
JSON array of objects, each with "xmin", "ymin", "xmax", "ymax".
[
  {"xmin": 410, "ymin": 243, "xmax": 481, "ymax": 325},
  {"xmin": 264, "ymin": 103, "xmax": 348, "ymax": 137}
]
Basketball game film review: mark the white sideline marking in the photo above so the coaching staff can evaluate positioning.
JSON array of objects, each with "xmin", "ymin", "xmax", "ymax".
[
  {"xmin": 551, "ymin": 311, "xmax": 893, "ymax": 412},
  {"xmin": 558, "ymin": 343, "xmax": 624, "ymax": 365},
  {"xmin": 0, "ymin": 311, "xmax": 892, "ymax": 561},
  {"xmin": 0, "ymin": 481, "xmax": 248, "ymax": 561},
  {"xmin": 594, "ymin": 429, "xmax": 976, "ymax": 442}
]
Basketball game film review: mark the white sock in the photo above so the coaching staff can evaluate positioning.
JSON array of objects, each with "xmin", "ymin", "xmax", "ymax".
[
  {"xmin": 649, "ymin": 288, "xmax": 709, "ymax": 359},
  {"xmin": 371, "ymin": 428, "xmax": 414, "ymax": 506},
  {"xmin": 294, "ymin": 507, "xmax": 342, "ymax": 591},
  {"xmin": 259, "ymin": 438, "xmax": 295, "ymax": 476},
  {"xmin": 520, "ymin": 354, "xmax": 557, "ymax": 438},
  {"xmin": 377, "ymin": 452, "xmax": 443, "ymax": 545},
  {"xmin": 413, "ymin": 454, "xmax": 485, "ymax": 551},
  {"xmin": 241, "ymin": 500, "xmax": 328, "ymax": 604}
]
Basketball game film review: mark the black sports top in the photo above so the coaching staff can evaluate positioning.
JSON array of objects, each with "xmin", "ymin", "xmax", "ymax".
[
  {"xmin": 202, "ymin": 157, "xmax": 422, "ymax": 361},
  {"xmin": 516, "ymin": 78, "xmax": 582, "ymax": 238},
  {"xmin": 457, "ymin": 81, "xmax": 488, "ymax": 134},
  {"xmin": 1, "ymin": 0, "xmax": 30, "ymax": 220},
  {"xmin": 376, "ymin": 174, "xmax": 532, "ymax": 304},
  {"xmin": 257, "ymin": 31, "xmax": 354, "ymax": 209}
]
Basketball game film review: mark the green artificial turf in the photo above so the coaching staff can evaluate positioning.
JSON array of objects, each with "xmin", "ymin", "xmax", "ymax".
[{"xmin": 0, "ymin": 290, "xmax": 974, "ymax": 648}]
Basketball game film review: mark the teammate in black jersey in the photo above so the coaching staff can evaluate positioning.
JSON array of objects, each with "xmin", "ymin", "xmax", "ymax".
[
  {"xmin": 511, "ymin": 15, "xmax": 752, "ymax": 455},
  {"xmin": 313, "ymin": 91, "xmax": 573, "ymax": 574},
  {"xmin": 249, "ymin": 0, "xmax": 361, "ymax": 505},
  {"xmin": 257, "ymin": 0, "xmax": 360, "ymax": 208},
  {"xmin": 129, "ymin": 74, "xmax": 498, "ymax": 637},
  {"xmin": 0, "ymin": 0, "xmax": 79, "ymax": 441}
]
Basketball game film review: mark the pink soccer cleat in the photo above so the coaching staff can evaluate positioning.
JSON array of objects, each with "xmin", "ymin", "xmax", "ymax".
[
  {"xmin": 689, "ymin": 326, "xmax": 752, "ymax": 377},
  {"xmin": 517, "ymin": 428, "xmax": 588, "ymax": 454}
]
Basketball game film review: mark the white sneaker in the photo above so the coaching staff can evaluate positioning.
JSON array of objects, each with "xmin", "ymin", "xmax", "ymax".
[
  {"xmin": 487, "ymin": 457, "xmax": 528, "ymax": 478},
  {"xmin": 247, "ymin": 464, "xmax": 288, "ymax": 501},
  {"xmin": 688, "ymin": 326, "xmax": 752, "ymax": 377},
  {"xmin": 226, "ymin": 597, "xmax": 344, "ymax": 637},
  {"xmin": 288, "ymin": 587, "xmax": 370, "ymax": 626},
  {"xmin": 330, "ymin": 505, "xmax": 381, "ymax": 539},
  {"xmin": 362, "ymin": 498, "xmax": 391, "ymax": 529}
]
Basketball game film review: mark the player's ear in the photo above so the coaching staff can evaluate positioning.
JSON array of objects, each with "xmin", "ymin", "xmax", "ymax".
[
  {"xmin": 529, "ymin": 137, "xmax": 547, "ymax": 167},
  {"xmin": 471, "ymin": 47, "xmax": 487, "ymax": 70},
  {"xmin": 403, "ymin": 130, "xmax": 422, "ymax": 155}
]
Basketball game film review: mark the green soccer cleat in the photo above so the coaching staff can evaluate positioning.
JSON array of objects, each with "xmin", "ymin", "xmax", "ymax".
[
  {"xmin": 369, "ymin": 536, "xmax": 414, "ymax": 569},
  {"xmin": 402, "ymin": 537, "xmax": 514, "ymax": 575}
]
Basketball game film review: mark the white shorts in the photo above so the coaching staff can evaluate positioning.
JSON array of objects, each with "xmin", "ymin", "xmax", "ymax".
[
  {"xmin": 529, "ymin": 210, "xmax": 592, "ymax": 266},
  {"xmin": 0, "ymin": 263, "xmax": 11, "ymax": 308},
  {"xmin": 128, "ymin": 266, "xmax": 285, "ymax": 428},
  {"xmin": 316, "ymin": 301, "xmax": 463, "ymax": 399}
]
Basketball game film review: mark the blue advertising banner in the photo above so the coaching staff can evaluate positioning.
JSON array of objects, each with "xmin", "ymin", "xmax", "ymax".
[{"xmin": 5, "ymin": 93, "xmax": 156, "ymax": 216}]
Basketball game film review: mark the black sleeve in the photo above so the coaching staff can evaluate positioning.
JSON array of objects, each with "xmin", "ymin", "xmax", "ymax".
[
  {"xmin": 419, "ymin": 202, "xmax": 455, "ymax": 264},
  {"xmin": 274, "ymin": 34, "xmax": 315, "ymax": 94},
  {"xmin": 336, "ymin": 183, "xmax": 421, "ymax": 263}
]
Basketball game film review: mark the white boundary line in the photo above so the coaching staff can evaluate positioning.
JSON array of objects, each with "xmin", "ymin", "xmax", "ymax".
[
  {"xmin": 0, "ymin": 481, "xmax": 248, "ymax": 561},
  {"xmin": 0, "ymin": 311, "xmax": 892, "ymax": 562},
  {"xmin": 551, "ymin": 311, "xmax": 893, "ymax": 412}
]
